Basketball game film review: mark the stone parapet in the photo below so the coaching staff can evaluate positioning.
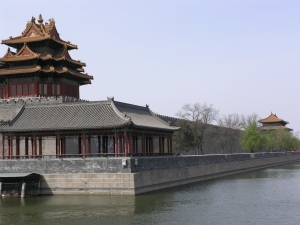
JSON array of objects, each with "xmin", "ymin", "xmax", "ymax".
[
  {"xmin": 0, "ymin": 152, "xmax": 300, "ymax": 195},
  {"xmin": 0, "ymin": 152, "xmax": 299, "ymax": 174},
  {"xmin": 134, "ymin": 154, "xmax": 300, "ymax": 194},
  {"xmin": 0, "ymin": 96, "xmax": 89, "ymax": 107}
]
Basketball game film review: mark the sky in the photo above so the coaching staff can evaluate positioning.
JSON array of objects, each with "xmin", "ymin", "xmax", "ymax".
[{"xmin": 0, "ymin": 0, "xmax": 299, "ymax": 132}]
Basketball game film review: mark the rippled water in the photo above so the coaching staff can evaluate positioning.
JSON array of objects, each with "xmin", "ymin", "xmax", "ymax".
[{"xmin": 1, "ymin": 162, "xmax": 300, "ymax": 225}]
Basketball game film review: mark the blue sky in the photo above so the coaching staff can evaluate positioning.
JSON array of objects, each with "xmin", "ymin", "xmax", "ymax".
[{"xmin": 1, "ymin": 0, "xmax": 299, "ymax": 132}]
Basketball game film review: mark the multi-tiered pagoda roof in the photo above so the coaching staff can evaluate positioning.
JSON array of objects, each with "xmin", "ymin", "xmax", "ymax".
[
  {"xmin": 258, "ymin": 113, "xmax": 292, "ymax": 131},
  {"xmin": 0, "ymin": 14, "xmax": 93, "ymax": 99}
]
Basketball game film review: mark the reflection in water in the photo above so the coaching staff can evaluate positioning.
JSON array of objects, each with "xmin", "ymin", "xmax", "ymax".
[{"xmin": 1, "ymin": 162, "xmax": 300, "ymax": 225}]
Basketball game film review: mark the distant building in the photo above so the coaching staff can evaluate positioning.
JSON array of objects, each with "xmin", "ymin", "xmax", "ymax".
[{"xmin": 258, "ymin": 113, "xmax": 292, "ymax": 132}]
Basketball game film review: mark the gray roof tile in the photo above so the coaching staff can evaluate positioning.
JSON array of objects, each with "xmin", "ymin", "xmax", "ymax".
[
  {"xmin": 1, "ymin": 101, "xmax": 129, "ymax": 132},
  {"xmin": 0, "ymin": 100, "xmax": 179, "ymax": 132},
  {"xmin": 114, "ymin": 101, "xmax": 179, "ymax": 131}
]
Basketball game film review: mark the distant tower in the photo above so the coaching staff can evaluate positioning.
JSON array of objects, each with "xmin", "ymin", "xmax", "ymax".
[
  {"xmin": 0, "ymin": 15, "xmax": 93, "ymax": 99},
  {"xmin": 258, "ymin": 113, "xmax": 292, "ymax": 132}
]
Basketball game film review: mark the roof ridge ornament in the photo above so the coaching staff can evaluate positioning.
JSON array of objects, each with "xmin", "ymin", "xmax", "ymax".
[
  {"xmin": 38, "ymin": 14, "xmax": 44, "ymax": 24},
  {"xmin": 107, "ymin": 97, "xmax": 114, "ymax": 101}
]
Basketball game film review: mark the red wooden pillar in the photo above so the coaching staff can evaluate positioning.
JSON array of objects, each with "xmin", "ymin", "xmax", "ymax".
[
  {"xmin": 148, "ymin": 136, "xmax": 151, "ymax": 154},
  {"xmin": 32, "ymin": 134, "xmax": 37, "ymax": 159},
  {"xmin": 2, "ymin": 134, "xmax": 5, "ymax": 159},
  {"xmin": 131, "ymin": 136, "xmax": 135, "ymax": 154},
  {"xmin": 135, "ymin": 136, "xmax": 138, "ymax": 154},
  {"xmin": 114, "ymin": 132, "xmax": 118, "ymax": 157},
  {"xmin": 64, "ymin": 137, "xmax": 66, "ymax": 155},
  {"xmin": 137, "ymin": 137, "xmax": 139, "ymax": 153},
  {"xmin": 25, "ymin": 137, "xmax": 29, "ymax": 157},
  {"xmin": 170, "ymin": 135, "xmax": 173, "ymax": 154},
  {"xmin": 159, "ymin": 135, "xmax": 162, "ymax": 154},
  {"xmin": 16, "ymin": 136, "xmax": 20, "ymax": 157},
  {"xmin": 87, "ymin": 135, "xmax": 91, "ymax": 156},
  {"xmin": 82, "ymin": 133, "xmax": 86, "ymax": 158},
  {"xmin": 34, "ymin": 81, "xmax": 39, "ymax": 97},
  {"xmin": 124, "ymin": 131, "xmax": 128, "ymax": 157},
  {"xmin": 106, "ymin": 136, "xmax": 109, "ymax": 153},
  {"xmin": 61, "ymin": 137, "xmax": 66, "ymax": 156},
  {"xmin": 119, "ymin": 136, "xmax": 123, "ymax": 155},
  {"xmin": 102, "ymin": 136, "xmax": 106, "ymax": 154},
  {"xmin": 151, "ymin": 134, "xmax": 154, "ymax": 155},
  {"xmin": 48, "ymin": 82, "xmax": 52, "ymax": 96},
  {"xmin": 98, "ymin": 135, "xmax": 101, "ymax": 154},
  {"xmin": 61, "ymin": 83, "xmax": 65, "ymax": 96},
  {"xmin": 128, "ymin": 132, "xmax": 132, "ymax": 156},
  {"xmin": 132, "ymin": 136, "xmax": 138, "ymax": 153},
  {"xmin": 5, "ymin": 84, "xmax": 9, "ymax": 99},
  {"xmin": 56, "ymin": 133, "xmax": 60, "ymax": 158},
  {"xmin": 142, "ymin": 134, "xmax": 145, "ymax": 155},
  {"xmin": 162, "ymin": 136, "xmax": 165, "ymax": 153},
  {"xmin": 145, "ymin": 137, "xmax": 147, "ymax": 154},
  {"xmin": 38, "ymin": 137, "xmax": 42, "ymax": 157},
  {"xmin": 167, "ymin": 135, "xmax": 170, "ymax": 154},
  {"xmin": 9, "ymin": 135, "xmax": 13, "ymax": 159},
  {"xmin": 30, "ymin": 136, "xmax": 33, "ymax": 158},
  {"xmin": 106, "ymin": 136, "xmax": 108, "ymax": 154},
  {"xmin": 78, "ymin": 136, "xmax": 82, "ymax": 155},
  {"xmin": 132, "ymin": 136, "xmax": 137, "ymax": 153},
  {"xmin": 142, "ymin": 133, "xmax": 145, "ymax": 155},
  {"xmin": 60, "ymin": 137, "xmax": 63, "ymax": 155}
]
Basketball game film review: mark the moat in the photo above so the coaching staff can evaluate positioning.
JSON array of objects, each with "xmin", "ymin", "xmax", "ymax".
[{"xmin": 1, "ymin": 162, "xmax": 300, "ymax": 225}]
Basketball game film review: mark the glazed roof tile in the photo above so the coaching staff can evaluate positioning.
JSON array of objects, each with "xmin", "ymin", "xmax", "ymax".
[
  {"xmin": 52, "ymin": 46, "xmax": 86, "ymax": 66},
  {"xmin": 0, "ymin": 65, "xmax": 41, "ymax": 75},
  {"xmin": 0, "ymin": 15, "xmax": 90, "ymax": 83},
  {"xmin": 258, "ymin": 113, "xmax": 288, "ymax": 124},
  {"xmin": 2, "ymin": 16, "xmax": 77, "ymax": 49},
  {"xmin": 0, "ymin": 44, "xmax": 39, "ymax": 62},
  {"xmin": 2, "ymin": 36, "xmax": 77, "ymax": 50},
  {"xmin": 0, "ymin": 65, "xmax": 92, "ymax": 81}
]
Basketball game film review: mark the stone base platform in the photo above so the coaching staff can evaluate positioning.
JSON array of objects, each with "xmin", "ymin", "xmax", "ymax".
[{"xmin": 27, "ymin": 152, "xmax": 300, "ymax": 195}]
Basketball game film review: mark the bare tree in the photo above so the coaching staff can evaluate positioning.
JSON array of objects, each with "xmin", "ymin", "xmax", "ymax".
[
  {"xmin": 173, "ymin": 119, "xmax": 195, "ymax": 153},
  {"xmin": 212, "ymin": 126, "xmax": 227, "ymax": 154},
  {"xmin": 217, "ymin": 113, "xmax": 241, "ymax": 153},
  {"xmin": 240, "ymin": 113, "xmax": 261, "ymax": 129},
  {"xmin": 176, "ymin": 103, "xmax": 219, "ymax": 155}
]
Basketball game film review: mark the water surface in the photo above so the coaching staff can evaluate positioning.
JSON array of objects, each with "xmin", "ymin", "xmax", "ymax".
[{"xmin": 1, "ymin": 162, "xmax": 300, "ymax": 225}]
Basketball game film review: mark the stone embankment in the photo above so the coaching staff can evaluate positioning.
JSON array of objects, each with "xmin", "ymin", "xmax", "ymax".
[{"xmin": 0, "ymin": 152, "xmax": 299, "ymax": 195}]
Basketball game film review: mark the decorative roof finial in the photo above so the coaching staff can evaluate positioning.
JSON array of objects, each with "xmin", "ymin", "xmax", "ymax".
[{"xmin": 38, "ymin": 14, "xmax": 44, "ymax": 24}]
